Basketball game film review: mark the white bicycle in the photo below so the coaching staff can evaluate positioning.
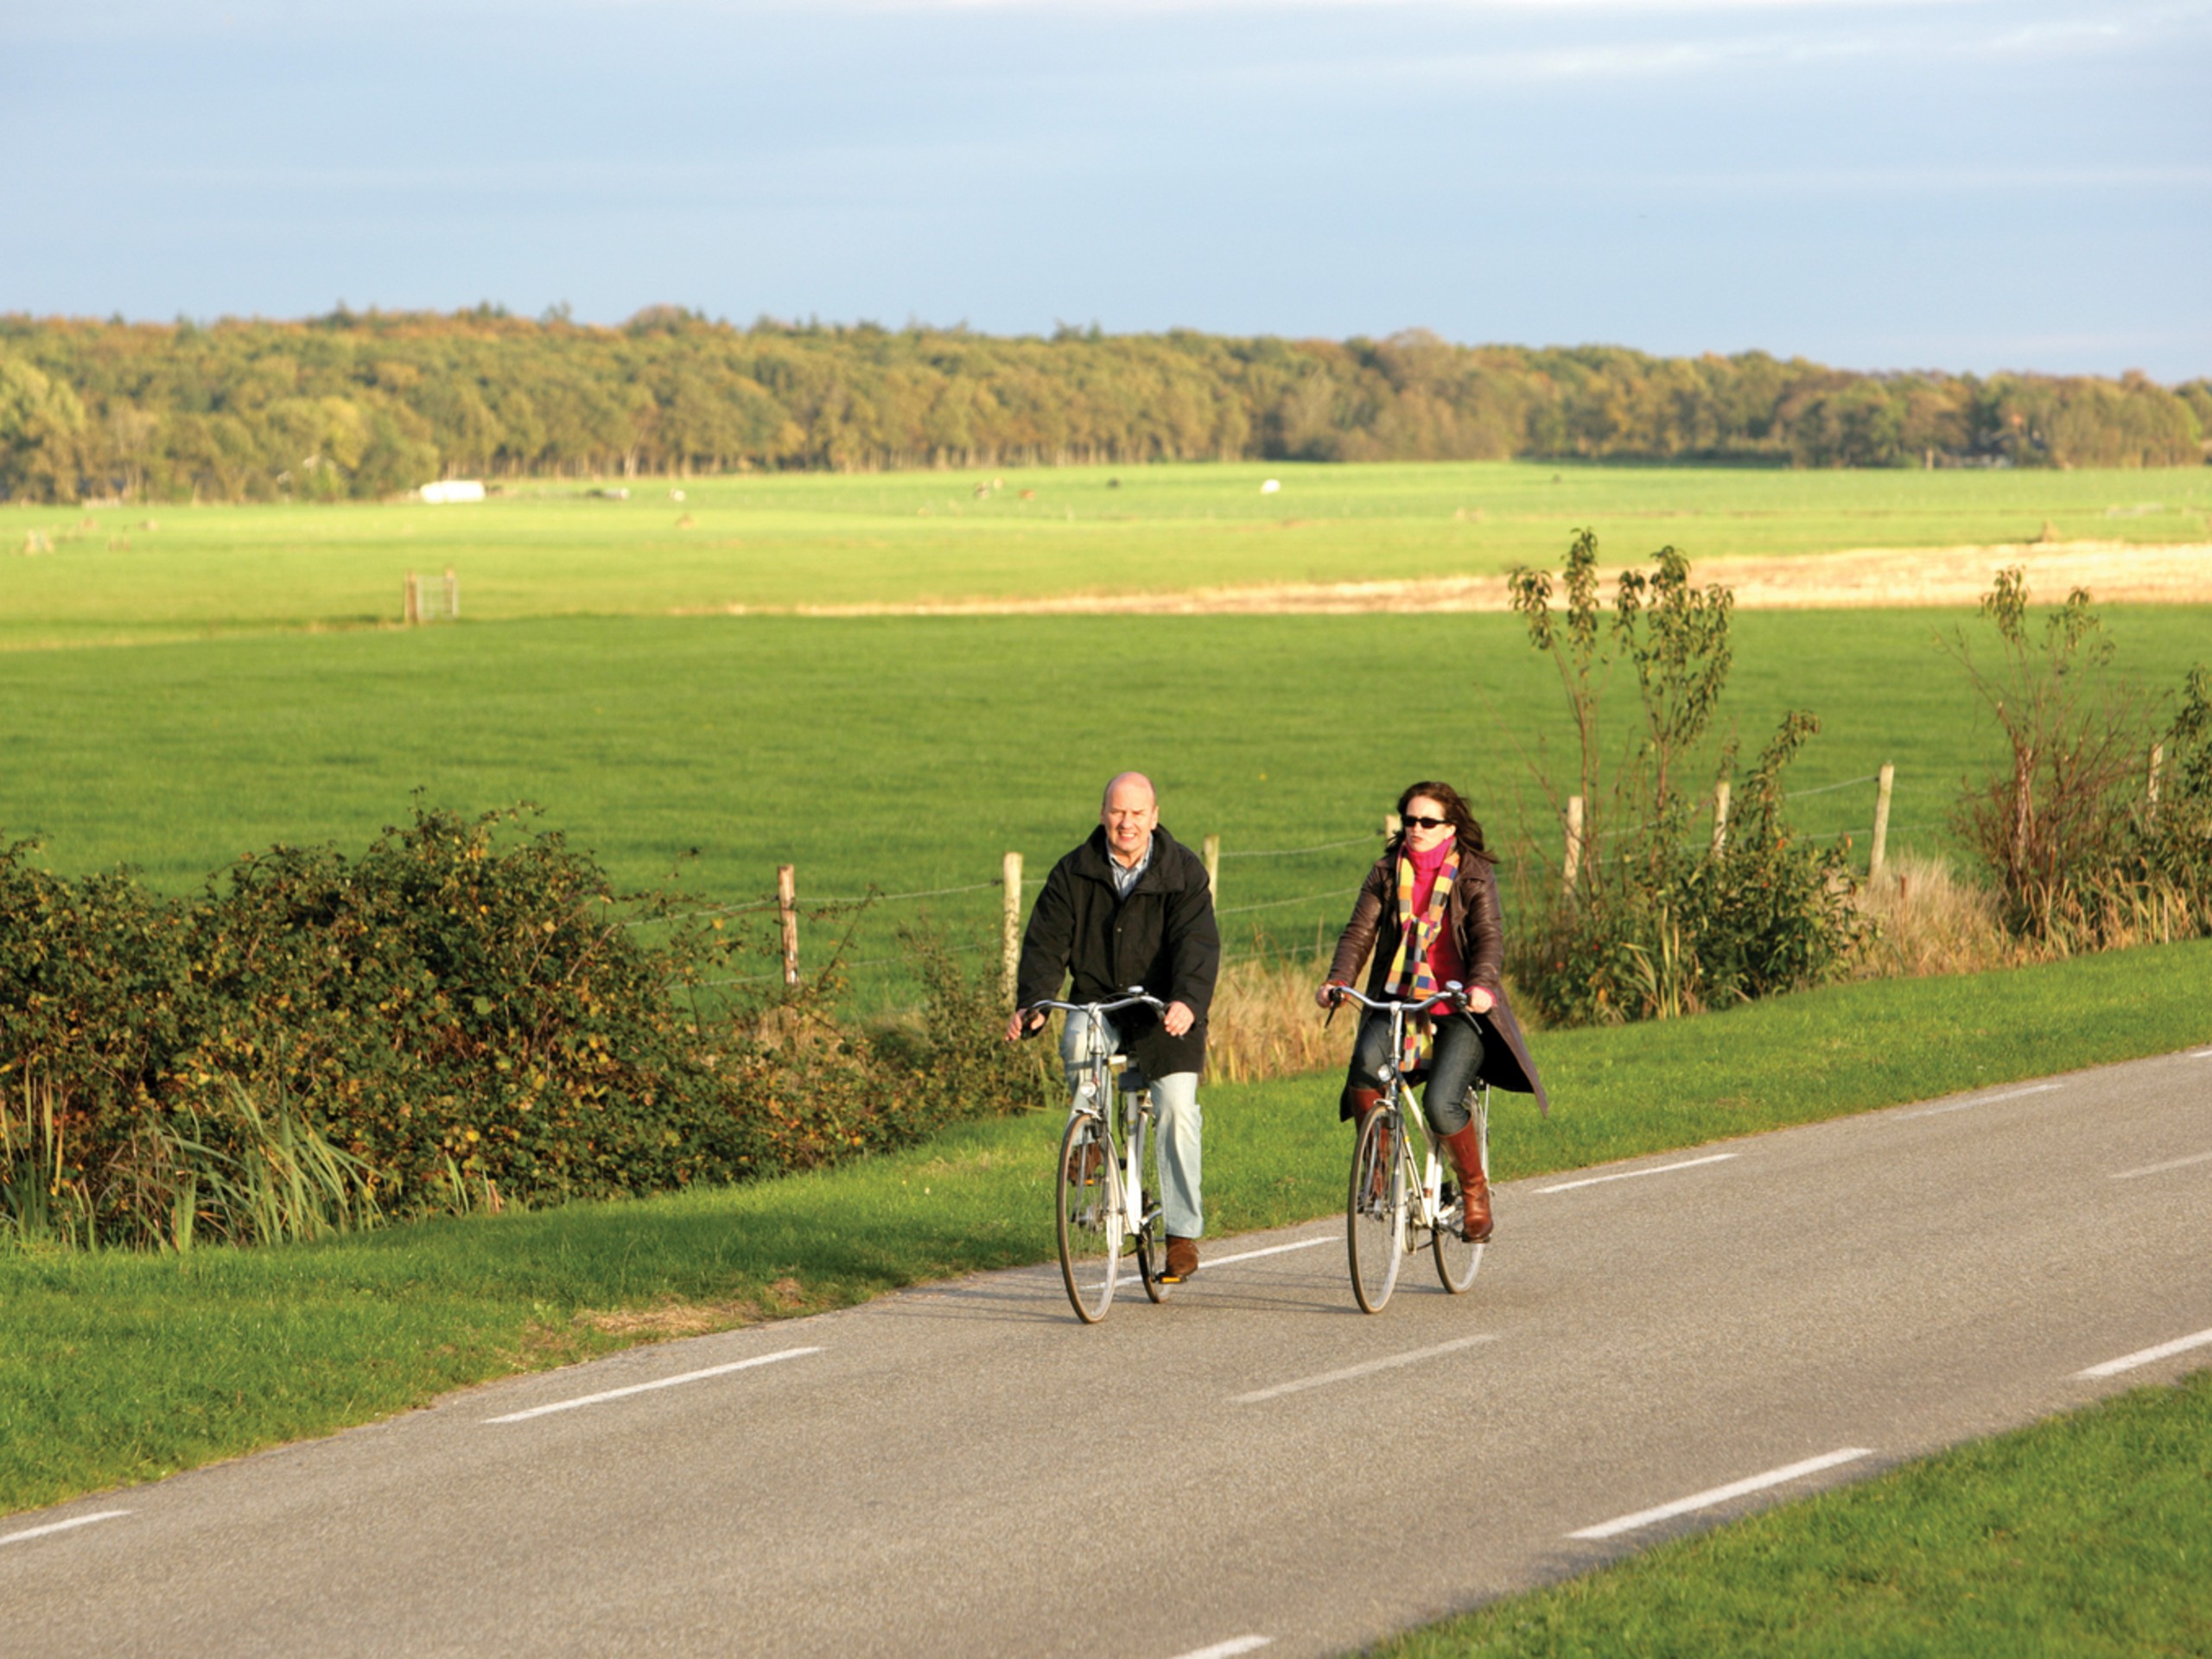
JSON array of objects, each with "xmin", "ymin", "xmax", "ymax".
[
  {"xmin": 1325, "ymin": 984, "xmax": 1491, "ymax": 1313},
  {"xmin": 1024, "ymin": 988, "xmax": 1173, "ymax": 1324}
]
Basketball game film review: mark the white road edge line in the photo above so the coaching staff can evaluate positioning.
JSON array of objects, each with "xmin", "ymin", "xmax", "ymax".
[
  {"xmin": 486, "ymin": 1346, "xmax": 821, "ymax": 1423},
  {"xmin": 0, "ymin": 1510, "xmax": 131, "ymax": 1548},
  {"xmin": 2190, "ymin": 1048, "xmax": 2212, "ymax": 1059},
  {"xmin": 1233, "ymin": 1335, "xmax": 1494, "ymax": 1404},
  {"xmin": 1568, "ymin": 1449, "xmax": 1873, "ymax": 1541},
  {"xmin": 1897, "ymin": 1082, "xmax": 2062, "ymax": 1121},
  {"xmin": 1538, "ymin": 1154, "xmax": 1736, "ymax": 1194},
  {"xmin": 1208, "ymin": 1236, "xmax": 1333, "ymax": 1268},
  {"xmin": 1167, "ymin": 1637, "xmax": 1272, "ymax": 1659},
  {"xmin": 2075, "ymin": 1325, "xmax": 2212, "ymax": 1380},
  {"xmin": 2110, "ymin": 1150, "xmax": 2212, "ymax": 1180}
]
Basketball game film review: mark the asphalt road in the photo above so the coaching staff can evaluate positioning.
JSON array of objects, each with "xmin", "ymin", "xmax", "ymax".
[{"xmin": 6, "ymin": 1046, "xmax": 2211, "ymax": 1657}]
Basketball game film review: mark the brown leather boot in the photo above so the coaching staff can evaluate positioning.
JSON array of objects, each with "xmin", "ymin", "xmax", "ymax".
[
  {"xmin": 1163, "ymin": 1236, "xmax": 1199, "ymax": 1282},
  {"xmin": 1440, "ymin": 1122, "xmax": 1492, "ymax": 1243}
]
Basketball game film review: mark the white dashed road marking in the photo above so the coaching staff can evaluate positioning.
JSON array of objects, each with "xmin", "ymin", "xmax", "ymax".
[
  {"xmin": 1166, "ymin": 1637, "xmax": 1272, "ymax": 1659},
  {"xmin": 2109, "ymin": 1150, "xmax": 2212, "ymax": 1180},
  {"xmin": 486, "ymin": 1347, "xmax": 821, "ymax": 1423},
  {"xmin": 1567, "ymin": 1449, "xmax": 1873, "ymax": 1541},
  {"xmin": 1537, "ymin": 1153, "xmax": 1736, "ymax": 1194},
  {"xmin": 2075, "ymin": 1325, "xmax": 2212, "ymax": 1380},
  {"xmin": 0, "ymin": 1511, "xmax": 131, "ymax": 1548},
  {"xmin": 1897, "ymin": 1083, "xmax": 2062, "ymax": 1121},
  {"xmin": 1232, "ymin": 1335, "xmax": 1494, "ymax": 1404},
  {"xmin": 1205, "ymin": 1236, "xmax": 1333, "ymax": 1268}
]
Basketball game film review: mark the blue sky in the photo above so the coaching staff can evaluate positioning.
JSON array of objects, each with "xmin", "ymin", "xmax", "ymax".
[{"xmin": 4, "ymin": 0, "xmax": 2207, "ymax": 376}]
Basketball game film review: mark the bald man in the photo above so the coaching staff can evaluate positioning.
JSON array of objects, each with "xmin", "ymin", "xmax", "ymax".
[{"xmin": 1007, "ymin": 772, "xmax": 1221, "ymax": 1281}]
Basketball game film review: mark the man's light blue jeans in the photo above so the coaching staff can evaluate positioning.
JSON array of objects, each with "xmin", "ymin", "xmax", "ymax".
[{"xmin": 1061, "ymin": 1008, "xmax": 1203, "ymax": 1240}]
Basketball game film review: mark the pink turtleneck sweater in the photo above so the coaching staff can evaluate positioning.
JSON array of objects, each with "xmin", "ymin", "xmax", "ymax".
[{"xmin": 1403, "ymin": 835, "xmax": 1465, "ymax": 992}]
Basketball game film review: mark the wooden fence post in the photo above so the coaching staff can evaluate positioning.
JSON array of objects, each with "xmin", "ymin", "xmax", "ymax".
[
  {"xmin": 777, "ymin": 864, "xmax": 798, "ymax": 986},
  {"xmin": 403, "ymin": 571, "xmax": 421, "ymax": 626},
  {"xmin": 1710, "ymin": 780, "xmax": 1732, "ymax": 859},
  {"xmin": 1562, "ymin": 796, "xmax": 1584, "ymax": 896},
  {"xmin": 444, "ymin": 567, "xmax": 459, "ymax": 620},
  {"xmin": 1001, "ymin": 851, "xmax": 1023, "ymax": 1004},
  {"xmin": 1383, "ymin": 812, "xmax": 1402, "ymax": 839},
  {"xmin": 1202, "ymin": 834, "xmax": 1220, "ymax": 904},
  {"xmin": 1870, "ymin": 763, "xmax": 1896, "ymax": 881},
  {"xmin": 2146, "ymin": 742, "xmax": 2165, "ymax": 824}
]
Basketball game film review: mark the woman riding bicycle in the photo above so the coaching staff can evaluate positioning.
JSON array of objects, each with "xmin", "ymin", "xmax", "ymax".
[{"xmin": 1316, "ymin": 781, "xmax": 1548, "ymax": 1243}]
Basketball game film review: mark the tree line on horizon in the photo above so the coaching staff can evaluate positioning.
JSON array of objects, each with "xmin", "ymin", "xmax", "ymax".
[{"xmin": 1, "ymin": 307, "xmax": 2206, "ymax": 504}]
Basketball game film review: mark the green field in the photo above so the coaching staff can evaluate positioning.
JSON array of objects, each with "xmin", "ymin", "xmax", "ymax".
[
  {"xmin": 3, "ymin": 605, "xmax": 2206, "ymax": 1006},
  {"xmin": 5, "ymin": 460, "xmax": 2209, "ymax": 649}
]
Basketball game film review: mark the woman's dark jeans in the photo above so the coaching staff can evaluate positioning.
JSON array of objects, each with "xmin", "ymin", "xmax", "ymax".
[{"xmin": 1343, "ymin": 1008, "xmax": 1484, "ymax": 1135}]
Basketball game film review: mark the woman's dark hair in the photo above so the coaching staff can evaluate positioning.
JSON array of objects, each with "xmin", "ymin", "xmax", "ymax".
[{"xmin": 1391, "ymin": 780, "xmax": 1497, "ymax": 864}]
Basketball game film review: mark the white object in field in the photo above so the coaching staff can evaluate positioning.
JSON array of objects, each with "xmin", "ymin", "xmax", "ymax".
[
  {"xmin": 671, "ymin": 488, "xmax": 686, "ymax": 502},
  {"xmin": 1260, "ymin": 479, "xmax": 1281, "ymax": 494},
  {"xmin": 418, "ymin": 480, "xmax": 485, "ymax": 505}
]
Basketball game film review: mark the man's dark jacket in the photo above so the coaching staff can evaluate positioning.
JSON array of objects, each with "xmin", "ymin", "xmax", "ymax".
[{"xmin": 1016, "ymin": 824, "xmax": 1221, "ymax": 1077}]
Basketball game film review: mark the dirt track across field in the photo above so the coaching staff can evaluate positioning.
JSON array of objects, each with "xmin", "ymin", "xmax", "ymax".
[{"xmin": 765, "ymin": 540, "xmax": 2212, "ymax": 617}]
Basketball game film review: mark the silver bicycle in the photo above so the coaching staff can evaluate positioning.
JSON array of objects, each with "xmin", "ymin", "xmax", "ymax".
[
  {"xmin": 1025, "ymin": 988, "xmax": 1173, "ymax": 1324},
  {"xmin": 1325, "ymin": 983, "xmax": 1491, "ymax": 1313}
]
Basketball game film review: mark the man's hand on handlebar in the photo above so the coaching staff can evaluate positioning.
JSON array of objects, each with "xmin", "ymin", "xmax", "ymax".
[
  {"xmin": 1003, "ymin": 1007, "xmax": 1049, "ymax": 1044},
  {"xmin": 1162, "ymin": 1000, "xmax": 1195, "ymax": 1038}
]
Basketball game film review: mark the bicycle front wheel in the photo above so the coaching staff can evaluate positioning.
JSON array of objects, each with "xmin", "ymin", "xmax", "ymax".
[
  {"xmin": 1129, "ymin": 1108, "xmax": 1173, "ymax": 1304},
  {"xmin": 1057, "ymin": 1113, "xmax": 1123, "ymax": 1323},
  {"xmin": 1346, "ymin": 1107, "xmax": 1408, "ymax": 1313},
  {"xmin": 1433, "ymin": 1094, "xmax": 1489, "ymax": 1294}
]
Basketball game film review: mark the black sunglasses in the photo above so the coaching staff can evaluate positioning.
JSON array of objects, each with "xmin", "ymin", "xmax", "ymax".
[{"xmin": 1402, "ymin": 815, "xmax": 1451, "ymax": 830}]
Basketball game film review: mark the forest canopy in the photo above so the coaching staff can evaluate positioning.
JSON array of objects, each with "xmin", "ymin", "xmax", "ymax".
[{"xmin": 3, "ymin": 308, "xmax": 2206, "ymax": 504}]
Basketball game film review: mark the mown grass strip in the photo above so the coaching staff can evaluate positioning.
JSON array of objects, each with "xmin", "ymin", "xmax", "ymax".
[
  {"xmin": 3, "ymin": 938, "xmax": 2207, "ymax": 1517},
  {"xmin": 1371, "ymin": 1371, "xmax": 2212, "ymax": 1658}
]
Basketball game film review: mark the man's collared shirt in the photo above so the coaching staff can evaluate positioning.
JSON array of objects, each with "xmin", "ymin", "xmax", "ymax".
[{"xmin": 1108, "ymin": 834, "xmax": 1154, "ymax": 899}]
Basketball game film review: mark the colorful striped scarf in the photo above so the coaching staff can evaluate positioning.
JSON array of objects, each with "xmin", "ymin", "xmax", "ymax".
[{"xmin": 1382, "ymin": 846, "xmax": 1458, "ymax": 1071}]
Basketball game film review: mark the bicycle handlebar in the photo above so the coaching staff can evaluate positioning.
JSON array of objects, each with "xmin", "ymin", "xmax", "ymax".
[
  {"xmin": 1024, "ymin": 988, "xmax": 1167, "ymax": 1020},
  {"xmin": 1321, "ymin": 983, "xmax": 1471, "ymax": 1014}
]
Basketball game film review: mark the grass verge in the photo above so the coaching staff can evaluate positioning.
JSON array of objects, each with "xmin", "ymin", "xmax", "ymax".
[
  {"xmin": 1374, "ymin": 1371, "xmax": 2212, "ymax": 1657},
  {"xmin": 4, "ymin": 938, "xmax": 2208, "ymax": 1517}
]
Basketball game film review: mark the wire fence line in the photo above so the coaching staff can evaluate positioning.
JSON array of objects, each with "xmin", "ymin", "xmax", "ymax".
[
  {"xmin": 634, "ymin": 771, "xmax": 1924, "ymax": 986},
  {"xmin": 1217, "ymin": 886, "xmax": 1359, "ymax": 918},
  {"xmin": 1218, "ymin": 834, "xmax": 1379, "ymax": 860},
  {"xmin": 1591, "ymin": 771, "xmax": 1891, "ymax": 843}
]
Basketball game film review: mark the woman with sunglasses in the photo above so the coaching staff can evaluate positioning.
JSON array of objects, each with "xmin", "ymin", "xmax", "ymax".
[{"xmin": 1315, "ymin": 780, "xmax": 1548, "ymax": 1242}]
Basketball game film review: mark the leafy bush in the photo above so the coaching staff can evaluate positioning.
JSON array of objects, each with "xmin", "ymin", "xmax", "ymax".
[
  {"xmin": 1948, "ymin": 571, "xmax": 2209, "ymax": 948},
  {"xmin": 0, "ymin": 808, "xmax": 1050, "ymax": 1250},
  {"xmin": 1503, "ymin": 533, "xmax": 1866, "ymax": 1025}
]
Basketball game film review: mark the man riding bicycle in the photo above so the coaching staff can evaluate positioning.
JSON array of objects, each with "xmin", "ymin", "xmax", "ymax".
[{"xmin": 1006, "ymin": 772, "xmax": 1220, "ymax": 1283}]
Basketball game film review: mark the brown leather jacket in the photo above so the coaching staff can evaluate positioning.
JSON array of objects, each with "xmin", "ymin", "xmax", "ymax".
[{"xmin": 1327, "ymin": 848, "xmax": 1548, "ymax": 1112}]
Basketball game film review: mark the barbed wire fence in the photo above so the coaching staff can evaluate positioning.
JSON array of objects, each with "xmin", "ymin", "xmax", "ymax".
[{"xmin": 649, "ymin": 766, "xmax": 1918, "ymax": 995}]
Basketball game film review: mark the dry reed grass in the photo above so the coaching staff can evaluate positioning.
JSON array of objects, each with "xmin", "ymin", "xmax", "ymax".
[
  {"xmin": 1204, "ymin": 952, "xmax": 1349, "ymax": 1084},
  {"xmin": 1852, "ymin": 852, "xmax": 2031, "ymax": 980}
]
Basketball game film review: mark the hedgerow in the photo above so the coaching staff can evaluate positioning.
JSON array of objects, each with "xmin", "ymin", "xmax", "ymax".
[{"xmin": 0, "ymin": 807, "xmax": 1050, "ymax": 1249}]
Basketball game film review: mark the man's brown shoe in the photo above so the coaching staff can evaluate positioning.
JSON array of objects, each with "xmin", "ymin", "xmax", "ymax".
[
  {"xmin": 1440, "ymin": 1122, "xmax": 1492, "ymax": 1243},
  {"xmin": 1162, "ymin": 1236, "xmax": 1199, "ymax": 1282}
]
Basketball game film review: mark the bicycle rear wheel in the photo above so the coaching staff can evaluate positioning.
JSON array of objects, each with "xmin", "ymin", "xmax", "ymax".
[
  {"xmin": 1057, "ymin": 1113, "xmax": 1123, "ymax": 1323},
  {"xmin": 1433, "ymin": 1092, "xmax": 1489, "ymax": 1294},
  {"xmin": 1346, "ymin": 1106, "xmax": 1408, "ymax": 1313}
]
